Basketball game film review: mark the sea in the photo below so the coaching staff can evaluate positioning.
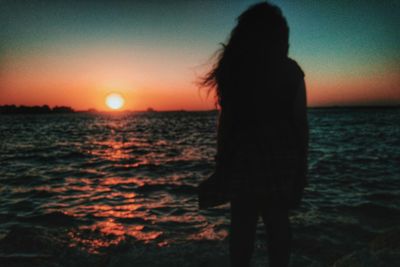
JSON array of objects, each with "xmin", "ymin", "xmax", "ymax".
[{"xmin": 0, "ymin": 108, "xmax": 399, "ymax": 267}]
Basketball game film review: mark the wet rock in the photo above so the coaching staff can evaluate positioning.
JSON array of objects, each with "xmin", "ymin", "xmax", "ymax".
[
  {"xmin": 333, "ymin": 227, "xmax": 400, "ymax": 267},
  {"xmin": 0, "ymin": 226, "xmax": 107, "ymax": 267}
]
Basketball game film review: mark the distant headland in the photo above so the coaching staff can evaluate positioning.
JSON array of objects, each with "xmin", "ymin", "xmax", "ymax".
[{"xmin": 0, "ymin": 105, "xmax": 75, "ymax": 114}]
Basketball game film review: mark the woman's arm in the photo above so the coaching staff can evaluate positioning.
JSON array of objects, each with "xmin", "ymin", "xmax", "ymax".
[
  {"xmin": 293, "ymin": 79, "xmax": 309, "ymax": 187},
  {"xmin": 215, "ymin": 105, "xmax": 234, "ymax": 173}
]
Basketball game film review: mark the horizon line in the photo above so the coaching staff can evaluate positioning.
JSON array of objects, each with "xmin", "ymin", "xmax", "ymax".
[{"xmin": 1, "ymin": 103, "xmax": 400, "ymax": 114}]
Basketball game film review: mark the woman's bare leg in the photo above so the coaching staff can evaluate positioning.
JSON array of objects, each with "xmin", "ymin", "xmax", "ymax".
[
  {"xmin": 230, "ymin": 198, "xmax": 259, "ymax": 267},
  {"xmin": 262, "ymin": 206, "xmax": 291, "ymax": 267}
]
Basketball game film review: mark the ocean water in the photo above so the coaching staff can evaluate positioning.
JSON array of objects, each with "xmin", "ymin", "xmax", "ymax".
[{"xmin": 0, "ymin": 109, "xmax": 399, "ymax": 267}]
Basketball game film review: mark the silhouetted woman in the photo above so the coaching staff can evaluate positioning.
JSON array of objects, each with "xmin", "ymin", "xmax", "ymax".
[{"xmin": 202, "ymin": 3, "xmax": 308, "ymax": 267}]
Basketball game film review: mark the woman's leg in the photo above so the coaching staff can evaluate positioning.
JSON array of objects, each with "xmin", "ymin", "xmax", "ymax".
[
  {"xmin": 261, "ymin": 206, "xmax": 292, "ymax": 267},
  {"xmin": 229, "ymin": 198, "xmax": 259, "ymax": 267}
]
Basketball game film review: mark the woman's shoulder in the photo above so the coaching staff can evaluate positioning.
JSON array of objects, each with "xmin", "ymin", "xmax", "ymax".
[{"xmin": 285, "ymin": 57, "xmax": 305, "ymax": 80}]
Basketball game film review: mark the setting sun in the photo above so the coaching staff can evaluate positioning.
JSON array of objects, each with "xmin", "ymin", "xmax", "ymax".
[{"xmin": 105, "ymin": 93, "xmax": 125, "ymax": 110}]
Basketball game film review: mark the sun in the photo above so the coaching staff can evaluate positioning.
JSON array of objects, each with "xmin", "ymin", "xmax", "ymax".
[{"xmin": 105, "ymin": 93, "xmax": 125, "ymax": 110}]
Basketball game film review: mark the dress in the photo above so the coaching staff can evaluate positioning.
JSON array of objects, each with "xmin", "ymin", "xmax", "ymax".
[{"xmin": 216, "ymin": 57, "xmax": 306, "ymax": 208}]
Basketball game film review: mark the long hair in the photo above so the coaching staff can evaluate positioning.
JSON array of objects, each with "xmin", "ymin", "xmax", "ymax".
[{"xmin": 202, "ymin": 2, "xmax": 289, "ymax": 108}]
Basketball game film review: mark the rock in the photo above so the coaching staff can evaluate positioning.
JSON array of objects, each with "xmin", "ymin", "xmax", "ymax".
[{"xmin": 332, "ymin": 227, "xmax": 400, "ymax": 267}]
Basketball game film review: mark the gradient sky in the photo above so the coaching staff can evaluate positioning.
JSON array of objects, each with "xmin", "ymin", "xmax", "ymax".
[{"xmin": 1, "ymin": 0, "xmax": 399, "ymax": 110}]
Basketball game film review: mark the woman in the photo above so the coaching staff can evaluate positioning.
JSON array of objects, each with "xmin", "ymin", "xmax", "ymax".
[{"xmin": 202, "ymin": 2, "xmax": 308, "ymax": 267}]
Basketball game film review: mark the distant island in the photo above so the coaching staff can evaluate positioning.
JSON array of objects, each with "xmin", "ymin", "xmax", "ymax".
[
  {"xmin": 0, "ymin": 105, "xmax": 75, "ymax": 114},
  {"xmin": 310, "ymin": 105, "xmax": 400, "ymax": 109}
]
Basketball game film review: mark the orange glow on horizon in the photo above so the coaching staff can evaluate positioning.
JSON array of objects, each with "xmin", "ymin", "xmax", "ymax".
[{"xmin": 0, "ymin": 47, "xmax": 399, "ymax": 110}]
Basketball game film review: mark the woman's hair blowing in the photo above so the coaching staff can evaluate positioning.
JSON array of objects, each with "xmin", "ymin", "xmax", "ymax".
[{"xmin": 202, "ymin": 2, "xmax": 289, "ymax": 107}]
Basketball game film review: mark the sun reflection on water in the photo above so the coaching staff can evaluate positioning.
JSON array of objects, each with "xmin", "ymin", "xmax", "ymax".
[{"xmin": 18, "ymin": 115, "xmax": 223, "ymax": 254}]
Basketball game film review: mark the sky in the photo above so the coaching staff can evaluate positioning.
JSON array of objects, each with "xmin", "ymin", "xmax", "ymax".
[{"xmin": 1, "ymin": 0, "xmax": 399, "ymax": 110}]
